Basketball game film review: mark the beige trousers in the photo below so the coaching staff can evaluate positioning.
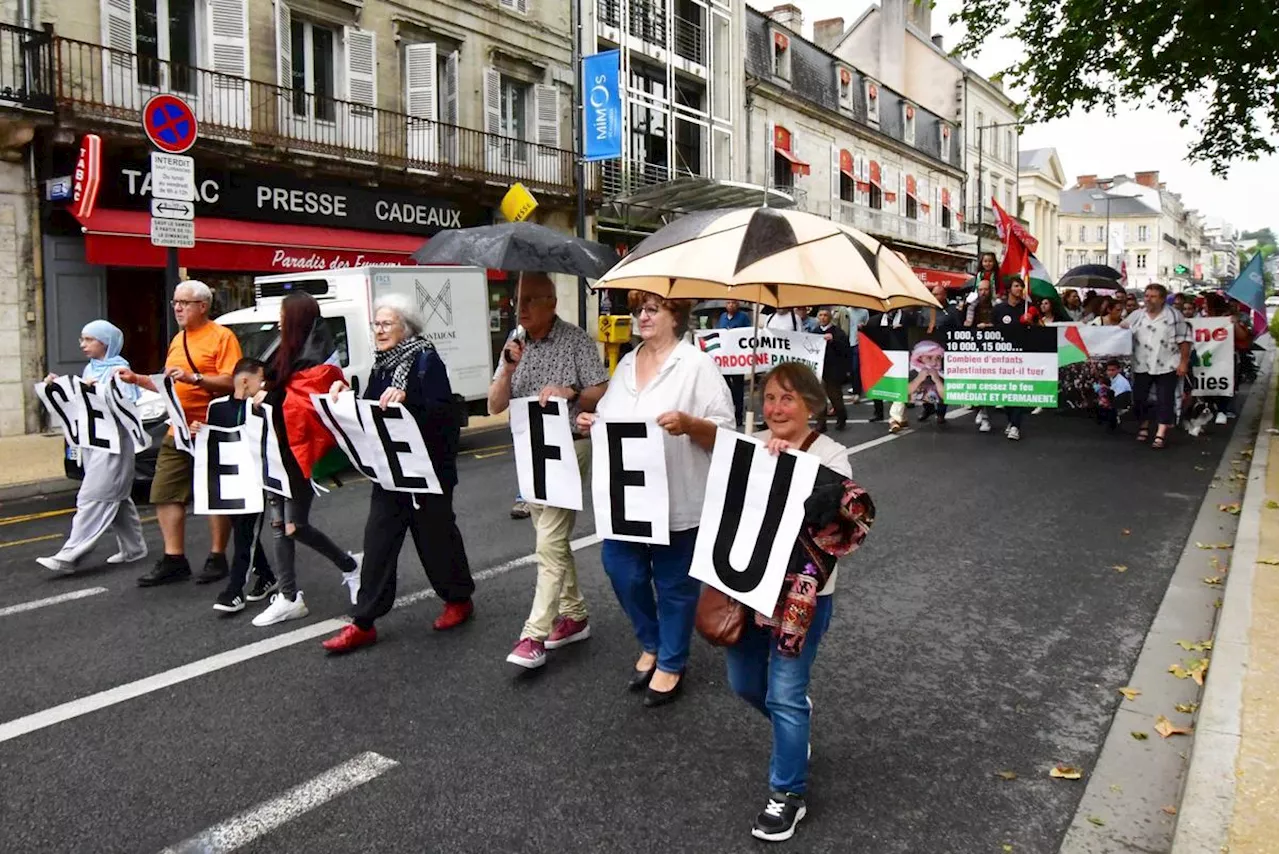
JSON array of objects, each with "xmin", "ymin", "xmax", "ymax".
[{"xmin": 521, "ymin": 438, "xmax": 591, "ymax": 640}]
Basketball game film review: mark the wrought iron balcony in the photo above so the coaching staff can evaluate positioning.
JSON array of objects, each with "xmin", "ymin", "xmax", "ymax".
[
  {"xmin": 50, "ymin": 36, "xmax": 591, "ymax": 196},
  {"xmin": 597, "ymin": 0, "xmax": 621, "ymax": 29},
  {"xmin": 673, "ymin": 14, "xmax": 704, "ymax": 65},
  {"xmin": 0, "ymin": 23, "xmax": 54, "ymax": 112}
]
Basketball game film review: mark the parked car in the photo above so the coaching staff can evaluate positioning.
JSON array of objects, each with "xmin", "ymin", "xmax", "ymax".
[{"xmin": 63, "ymin": 387, "xmax": 170, "ymax": 494}]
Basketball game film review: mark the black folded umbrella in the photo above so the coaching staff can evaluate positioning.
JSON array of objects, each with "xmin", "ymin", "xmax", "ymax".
[
  {"xmin": 411, "ymin": 222, "xmax": 619, "ymax": 280},
  {"xmin": 1058, "ymin": 264, "xmax": 1124, "ymax": 292}
]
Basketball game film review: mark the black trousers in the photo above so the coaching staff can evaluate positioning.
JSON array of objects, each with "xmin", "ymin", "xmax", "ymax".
[
  {"xmin": 725, "ymin": 375, "xmax": 745, "ymax": 426},
  {"xmin": 1134, "ymin": 372, "xmax": 1178, "ymax": 427},
  {"xmin": 351, "ymin": 484, "xmax": 474, "ymax": 630},
  {"xmin": 228, "ymin": 512, "xmax": 273, "ymax": 593},
  {"xmin": 818, "ymin": 378, "xmax": 848, "ymax": 429}
]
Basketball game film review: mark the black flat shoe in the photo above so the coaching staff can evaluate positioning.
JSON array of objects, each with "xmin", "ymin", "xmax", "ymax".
[
  {"xmin": 643, "ymin": 670, "xmax": 686, "ymax": 708},
  {"xmin": 628, "ymin": 666, "xmax": 656, "ymax": 692}
]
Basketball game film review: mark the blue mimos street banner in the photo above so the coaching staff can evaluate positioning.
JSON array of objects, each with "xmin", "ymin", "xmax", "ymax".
[{"xmin": 582, "ymin": 50, "xmax": 622, "ymax": 162}]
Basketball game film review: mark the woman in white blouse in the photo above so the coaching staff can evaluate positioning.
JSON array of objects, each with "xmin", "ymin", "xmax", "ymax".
[{"xmin": 576, "ymin": 291, "xmax": 735, "ymax": 707}]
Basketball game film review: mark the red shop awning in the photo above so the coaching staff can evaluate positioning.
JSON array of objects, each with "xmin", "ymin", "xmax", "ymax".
[
  {"xmin": 76, "ymin": 209, "xmax": 424, "ymax": 273},
  {"xmin": 913, "ymin": 267, "xmax": 974, "ymax": 290}
]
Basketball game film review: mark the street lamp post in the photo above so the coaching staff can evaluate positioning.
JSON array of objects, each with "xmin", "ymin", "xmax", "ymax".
[
  {"xmin": 1090, "ymin": 191, "xmax": 1140, "ymax": 270},
  {"xmin": 973, "ymin": 120, "xmax": 1022, "ymax": 274}
]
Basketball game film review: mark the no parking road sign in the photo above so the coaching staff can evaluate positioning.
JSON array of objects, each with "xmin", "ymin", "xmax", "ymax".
[{"xmin": 142, "ymin": 94, "xmax": 198, "ymax": 154}]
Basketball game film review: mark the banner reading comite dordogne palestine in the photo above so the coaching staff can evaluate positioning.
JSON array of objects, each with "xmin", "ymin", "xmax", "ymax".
[
  {"xmin": 694, "ymin": 327, "xmax": 826, "ymax": 377},
  {"xmin": 944, "ymin": 327, "xmax": 1059, "ymax": 407}
]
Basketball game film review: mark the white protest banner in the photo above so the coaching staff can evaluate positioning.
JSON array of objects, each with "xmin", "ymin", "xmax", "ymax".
[
  {"xmin": 510, "ymin": 396, "xmax": 582, "ymax": 511},
  {"xmin": 1189, "ymin": 317, "xmax": 1235, "ymax": 398},
  {"xmin": 241, "ymin": 401, "xmax": 292, "ymax": 498},
  {"xmin": 193, "ymin": 424, "xmax": 264, "ymax": 515},
  {"xmin": 34, "ymin": 376, "xmax": 81, "ymax": 446},
  {"xmin": 590, "ymin": 419, "xmax": 668, "ymax": 544},
  {"xmin": 694, "ymin": 327, "xmax": 827, "ymax": 377},
  {"xmin": 690, "ymin": 429, "xmax": 820, "ymax": 615},
  {"xmin": 150, "ymin": 373, "xmax": 194, "ymax": 454},
  {"xmin": 310, "ymin": 391, "xmax": 442, "ymax": 494},
  {"xmin": 104, "ymin": 374, "xmax": 151, "ymax": 451},
  {"xmin": 944, "ymin": 327, "xmax": 1059, "ymax": 407},
  {"xmin": 74, "ymin": 378, "xmax": 121, "ymax": 455}
]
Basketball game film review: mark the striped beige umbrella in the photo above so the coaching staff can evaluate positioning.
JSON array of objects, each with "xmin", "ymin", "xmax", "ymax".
[{"xmin": 595, "ymin": 207, "xmax": 941, "ymax": 311}]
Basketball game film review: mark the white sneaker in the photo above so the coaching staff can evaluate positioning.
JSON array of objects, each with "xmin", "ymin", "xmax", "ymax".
[
  {"xmin": 107, "ymin": 548, "xmax": 148, "ymax": 565},
  {"xmin": 36, "ymin": 556, "xmax": 74, "ymax": 574},
  {"xmin": 252, "ymin": 591, "xmax": 309, "ymax": 627},
  {"xmin": 1007, "ymin": 426, "xmax": 1021, "ymax": 441},
  {"xmin": 342, "ymin": 552, "xmax": 363, "ymax": 605},
  {"xmin": 1214, "ymin": 411, "xmax": 1229, "ymax": 425},
  {"xmin": 1031, "ymin": 407, "xmax": 1044, "ymax": 415},
  {"xmin": 978, "ymin": 416, "xmax": 991, "ymax": 433}
]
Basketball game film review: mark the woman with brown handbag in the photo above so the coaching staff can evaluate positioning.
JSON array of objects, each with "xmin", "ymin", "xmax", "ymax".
[{"xmin": 723, "ymin": 363, "xmax": 874, "ymax": 843}]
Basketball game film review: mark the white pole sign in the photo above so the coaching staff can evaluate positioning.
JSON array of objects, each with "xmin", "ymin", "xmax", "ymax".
[
  {"xmin": 590, "ymin": 418, "xmax": 669, "ymax": 545},
  {"xmin": 690, "ymin": 429, "xmax": 821, "ymax": 615}
]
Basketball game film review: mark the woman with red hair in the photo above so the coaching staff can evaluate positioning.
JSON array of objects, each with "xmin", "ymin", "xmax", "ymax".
[{"xmin": 251, "ymin": 292, "xmax": 360, "ymax": 627}]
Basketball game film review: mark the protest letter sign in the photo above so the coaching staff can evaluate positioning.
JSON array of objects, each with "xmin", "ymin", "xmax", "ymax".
[
  {"xmin": 510, "ymin": 396, "xmax": 582, "ymax": 510},
  {"xmin": 365, "ymin": 401, "xmax": 443, "ymax": 494},
  {"xmin": 694, "ymin": 327, "xmax": 826, "ymax": 377},
  {"xmin": 76, "ymin": 378, "xmax": 121, "ymax": 454},
  {"xmin": 944, "ymin": 327, "xmax": 1058, "ymax": 407},
  {"xmin": 590, "ymin": 419, "xmax": 669, "ymax": 544},
  {"xmin": 311, "ymin": 392, "xmax": 381, "ymax": 481},
  {"xmin": 105, "ymin": 374, "xmax": 151, "ymax": 451},
  {"xmin": 243, "ymin": 402, "xmax": 292, "ymax": 498},
  {"xmin": 151, "ymin": 373, "xmax": 195, "ymax": 453},
  {"xmin": 34, "ymin": 376, "xmax": 82, "ymax": 445},
  {"xmin": 193, "ymin": 424, "xmax": 263, "ymax": 515},
  {"xmin": 1189, "ymin": 318, "xmax": 1235, "ymax": 398},
  {"xmin": 690, "ymin": 429, "xmax": 820, "ymax": 614}
]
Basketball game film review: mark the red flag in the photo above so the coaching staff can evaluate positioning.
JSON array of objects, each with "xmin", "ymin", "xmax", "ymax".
[{"xmin": 992, "ymin": 198, "xmax": 1031, "ymax": 291}]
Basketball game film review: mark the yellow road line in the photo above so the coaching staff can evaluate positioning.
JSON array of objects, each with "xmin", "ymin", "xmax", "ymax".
[
  {"xmin": 0, "ymin": 508, "xmax": 76, "ymax": 527},
  {"xmin": 0, "ymin": 515, "xmax": 157, "ymax": 549}
]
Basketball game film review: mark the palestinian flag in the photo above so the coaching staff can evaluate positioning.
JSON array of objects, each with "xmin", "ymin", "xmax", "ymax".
[
  {"xmin": 1026, "ymin": 253, "xmax": 1060, "ymax": 307},
  {"xmin": 1058, "ymin": 325, "xmax": 1090, "ymax": 367},
  {"xmin": 859, "ymin": 328, "xmax": 907, "ymax": 401}
]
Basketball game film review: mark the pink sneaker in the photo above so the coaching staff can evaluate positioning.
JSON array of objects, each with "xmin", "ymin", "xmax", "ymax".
[
  {"xmin": 505, "ymin": 637, "xmax": 546, "ymax": 669},
  {"xmin": 545, "ymin": 616, "xmax": 591, "ymax": 650}
]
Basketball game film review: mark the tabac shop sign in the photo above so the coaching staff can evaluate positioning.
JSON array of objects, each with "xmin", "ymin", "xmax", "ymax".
[{"xmin": 98, "ymin": 160, "xmax": 470, "ymax": 235}]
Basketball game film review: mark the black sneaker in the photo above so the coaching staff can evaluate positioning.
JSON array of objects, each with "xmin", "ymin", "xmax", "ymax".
[
  {"xmin": 137, "ymin": 555, "xmax": 192, "ymax": 587},
  {"xmin": 751, "ymin": 793, "xmax": 807, "ymax": 842},
  {"xmin": 212, "ymin": 590, "xmax": 245, "ymax": 613},
  {"xmin": 194, "ymin": 553, "xmax": 230, "ymax": 585},
  {"xmin": 245, "ymin": 574, "xmax": 279, "ymax": 603}
]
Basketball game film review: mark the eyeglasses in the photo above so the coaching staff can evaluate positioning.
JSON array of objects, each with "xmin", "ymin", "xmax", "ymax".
[
  {"xmin": 632, "ymin": 305, "xmax": 663, "ymax": 318},
  {"xmin": 371, "ymin": 320, "xmax": 400, "ymax": 332},
  {"xmin": 171, "ymin": 299, "xmax": 205, "ymax": 308}
]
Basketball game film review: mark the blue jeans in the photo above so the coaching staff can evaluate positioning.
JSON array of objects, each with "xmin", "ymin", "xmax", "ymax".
[
  {"xmin": 725, "ymin": 595, "xmax": 835, "ymax": 795},
  {"xmin": 601, "ymin": 529, "xmax": 701, "ymax": 674}
]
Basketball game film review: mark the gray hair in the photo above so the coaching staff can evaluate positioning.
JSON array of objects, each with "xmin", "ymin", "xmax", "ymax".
[
  {"xmin": 373, "ymin": 292, "xmax": 424, "ymax": 336},
  {"xmin": 176, "ymin": 279, "xmax": 213, "ymax": 304}
]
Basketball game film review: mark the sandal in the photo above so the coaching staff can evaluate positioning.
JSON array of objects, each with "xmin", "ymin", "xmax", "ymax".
[
  {"xmin": 1152, "ymin": 435, "xmax": 1166, "ymax": 449},
  {"xmin": 1136, "ymin": 428, "xmax": 1150, "ymax": 442}
]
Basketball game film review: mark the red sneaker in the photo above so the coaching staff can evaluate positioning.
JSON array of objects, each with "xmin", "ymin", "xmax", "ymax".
[
  {"xmin": 321, "ymin": 624, "xmax": 377, "ymax": 654},
  {"xmin": 433, "ymin": 600, "xmax": 474, "ymax": 631},
  {"xmin": 545, "ymin": 615, "xmax": 591, "ymax": 649}
]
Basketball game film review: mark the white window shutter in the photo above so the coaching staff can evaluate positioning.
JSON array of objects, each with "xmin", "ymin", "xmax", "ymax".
[
  {"xmin": 483, "ymin": 68, "xmax": 502, "ymax": 137},
  {"xmin": 898, "ymin": 172, "xmax": 905, "ymax": 216},
  {"xmin": 102, "ymin": 0, "xmax": 137, "ymax": 56},
  {"xmin": 274, "ymin": 0, "xmax": 292, "ymax": 89},
  {"xmin": 345, "ymin": 27, "xmax": 377, "ymax": 107},
  {"xmin": 829, "ymin": 144, "xmax": 838, "ymax": 209},
  {"xmin": 791, "ymin": 128, "xmax": 799, "ymax": 162},
  {"xmin": 207, "ymin": 0, "xmax": 248, "ymax": 78},
  {"xmin": 765, "ymin": 121, "xmax": 774, "ymax": 186},
  {"xmin": 534, "ymin": 83, "xmax": 558, "ymax": 146},
  {"xmin": 404, "ymin": 42, "xmax": 437, "ymax": 120},
  {"xmin": 516, "ymin": 0, "xmax": 529, "ymax": 13},
  {"xmin": 443, "ymin": 51, "xmax": 459, "ymax": 125}
]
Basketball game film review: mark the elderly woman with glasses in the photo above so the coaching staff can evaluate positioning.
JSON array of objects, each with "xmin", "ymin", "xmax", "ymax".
[
  {"xmin": 576, "ymin": 290, "xmax": 735, "ymax": 706},
  {"xmin": 320, "ymin": 293, "xmax": 475, "ymax": 653}
]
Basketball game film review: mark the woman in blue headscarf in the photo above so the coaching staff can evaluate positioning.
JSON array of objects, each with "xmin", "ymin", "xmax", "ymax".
[{"xmin": 37, "ymin": 320, "xmax": 147, "ymax": 573}]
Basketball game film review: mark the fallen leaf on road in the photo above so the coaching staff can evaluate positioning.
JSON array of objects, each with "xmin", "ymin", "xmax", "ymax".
[
  {"xmin": 1176, "ymin": 639, "xmax": 1213, "ymax": 652},
  {"xmin": 1202, "ymin": 576, "xmax": 1224, "ymax": 586},
  {"xmin": 1240, "ymin": 449, "xmax": 1254, "ymax": 458},
  {"xmin": 1109, "ymin": 784, "xmax": 1123, "ymax": 793},
  {"xmin": 1118, "ymin": 687, "xmax": 1141, "ymax": 701},
  {"xmin": 1121, "ymin": 528, "xmax": 1131, "ymax": 535},
  {"xmin": 1113, "ymin": 564, "xmax": 1129, "ymax": 573},
  {"xmin": 1050, "ymin": 765, "xmax": 1083, "ymax": 780},
  {"xmin": 1131, "ymin": 731, "xmax": 1149, "ymax": 740},
  {"xmin": 1162, "ymin": 805, "xmax": 1178, "ymax": 816},
  {"xmin": 1195, "ymin": 542, "xmax": 1233, "ymax": 549},
  {"xmin": 1189, "ymin": 658, "xmax": 1209, "ymax": 686},
  {"xmin": 1155, "ymin": 716, "xmax": 1192, "ymax": 738},
  {"xmin": 1169, "ymin": 664, "xmax": 1192, "ymax": 679},
  {"xmin": 1218, "ymin": 502, "xmax": 1242, "ymax": 515},
  {"xmin": 1002, "ymin": 845, "xmax": 1014, "ymax": 853},
  {"xmin": 1174, "ymin": 702, "xmax": 1199, "ymax": 714},
  {"xmin": 1259, "ymin": 558, "xmax": 1279, "ymax": 566},
  {"xmin": 994, "ymin": 770, "xmax": 1017, "ymax": 781},
  {"xmin": 1194, "ymin": 465, "xmax": 1205, "ymax": 471},
  {"xmin": 1266, "ymin": 500, "xmax": 1278, "ymax": 510},
  {"xmin": 1214, "ymin": 597, "xmax": 1223, "ymax": 609},
  {"xmin": 1087, "ymin": 816, "xmax": 1106, "ymax": 827}
]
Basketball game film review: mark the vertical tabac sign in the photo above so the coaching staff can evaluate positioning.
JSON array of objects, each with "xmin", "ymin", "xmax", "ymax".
[{"xmin": 71, "ymin": 134, "xmax": 102, "ymax": 220}]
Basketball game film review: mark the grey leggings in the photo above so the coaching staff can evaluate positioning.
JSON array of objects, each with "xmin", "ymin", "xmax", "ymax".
[{"xmin": 268, "ymin": 486, "xmax": 356, "ymax": 599}]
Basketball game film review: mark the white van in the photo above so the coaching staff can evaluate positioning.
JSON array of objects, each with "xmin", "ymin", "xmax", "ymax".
[{"xmin": 217, "ymin": 266, "xmax": 492, "ymax": 418}]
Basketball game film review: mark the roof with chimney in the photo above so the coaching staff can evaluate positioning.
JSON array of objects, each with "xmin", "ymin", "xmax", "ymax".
[{"xmin": 1060, "ymin": 178, "xmax": 1161, "ymax": 216}]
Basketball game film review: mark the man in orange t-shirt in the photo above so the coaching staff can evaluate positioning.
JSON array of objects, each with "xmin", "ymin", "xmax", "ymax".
[{"xmin": 118, "ymin": 280, "xmax": 242, "ymax": 587}]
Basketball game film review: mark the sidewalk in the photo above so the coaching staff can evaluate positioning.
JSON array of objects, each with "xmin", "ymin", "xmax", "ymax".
[{"xmin": 1171, "ymin": 380, "xmax": 1278, "ymax": 854}]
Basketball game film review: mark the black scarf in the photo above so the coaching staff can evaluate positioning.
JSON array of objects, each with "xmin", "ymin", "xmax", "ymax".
[{"xmin": 373, "ymin": 335, "xmax": 433, "ymax": 391}]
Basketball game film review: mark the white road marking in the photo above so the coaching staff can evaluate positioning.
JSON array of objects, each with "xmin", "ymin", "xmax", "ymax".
[
  {"xmin": 0, "ymin": 536, "xmax": 604, "ymax": 745},
  {"xmin": 159, "ymin": 751, "xmax": 399, "ymax": 854},
  {"xmin": 843, "ymin": 407, "xmax": 972, "ymax": 456},
  {"xmin": 0, "ymin": 587, "xmax": 107, "ymax": 618}
]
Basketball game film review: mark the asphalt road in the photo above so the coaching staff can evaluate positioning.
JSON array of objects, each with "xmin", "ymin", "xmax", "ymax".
[{"xmin": 0, "ymin": 401, "xmax": 1249, "ymax": 854}]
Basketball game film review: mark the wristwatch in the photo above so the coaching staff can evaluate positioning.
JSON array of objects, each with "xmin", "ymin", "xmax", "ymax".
[{"xmin": 192, "ymin": 372, "xmax": 204, "ymax": 386}]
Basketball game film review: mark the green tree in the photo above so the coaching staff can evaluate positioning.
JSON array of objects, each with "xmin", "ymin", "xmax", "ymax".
[
  {"xmin": 1240, "ymin": 227, "xmax": 1277, "ymax": 248},
  {"xmin": 950, "ymin": 0, "xmax": 1279, "ymax": 175}
]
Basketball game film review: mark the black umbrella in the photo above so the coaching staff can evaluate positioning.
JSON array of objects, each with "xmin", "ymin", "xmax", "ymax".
[
  {"xmin": 411, "ymin": 222, "xmax": 618, "ymax": 279},
  {"xmin": 1058, "ymin": 264, "xmax": 1124, "ymax": 292}
]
